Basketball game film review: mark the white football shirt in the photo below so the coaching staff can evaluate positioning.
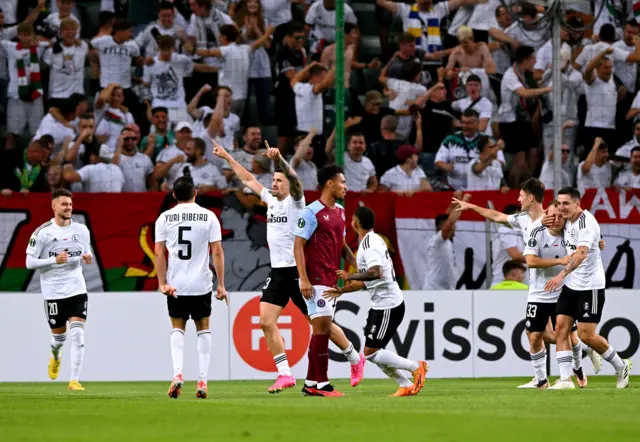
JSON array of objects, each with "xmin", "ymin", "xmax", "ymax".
[
  {"xmin": 91, "ymin": 36, "xmax": 140, "ymax": 88},
  {"xmin": 155, "ymin": 202, "xmax": 222, "ymax": 296},
  {"xmin": 491, "ymin": 224, "xmax": 524, "ymax": 285},
  {"xmin": 577, "ymin": 161, "xmax": 612, "ymax": 195},
  {"xmin": 143, "ymin": 54, "xmax": 193, "ymax": 109},
  {"xmin": 522, "ymin": 223, "xmax": 565, "ymax": 302},
  {"xmin": 42, "ymin": 41, "xmax": 88, "ymax": 99},
  {"xmin": 118, "ymin": 152, "xmax": 154, "ymax": 192},
  {"xmin": 356, "ymin": 232, "xmax": 403, "ymax": 310},
  {"xmin": 507, "ymin": 212, "xmax": 543, "ymax": 244},
  {"xmin": 424, "ymin": 230, "xmax": 456, "ymax": 290},
  {"xmin": 26, "ymin": 219, "xmax": 91, "ymax": 300},
  {"xmin": 294, "ymin": 82, "xmax": 324, "ymax": 134},
  {"xmin": 562, "ymin": 210, "xmax": 606, "ymax": 291},
  {"xmin": 77, "ymin": 163, "xmax": 125, "ymax": 192},
  {"xmin": 260, "ymin": 188, "xmax": 305, "ymax": 268}
]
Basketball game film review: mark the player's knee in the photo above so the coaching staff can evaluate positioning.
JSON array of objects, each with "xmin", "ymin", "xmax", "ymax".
[
  {"xmin": 577, "ymin": 327, "xmax": 595, "ymax": 344},
  {"xmin": 363, "ymin": 347, "xmax": 378, "ymax": 358},
  {"xmin": 259, "ymin": 316, "xmax": 277, "ymax": 332}
]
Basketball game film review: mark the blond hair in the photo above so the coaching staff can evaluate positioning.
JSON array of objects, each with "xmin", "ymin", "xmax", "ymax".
[{"xmin": 457, "ymin": 26, "xmax": 474, "ymax": 42}]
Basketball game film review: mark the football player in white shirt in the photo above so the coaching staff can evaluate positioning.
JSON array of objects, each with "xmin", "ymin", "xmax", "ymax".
[
  {"xmin": 519, "ymin": 201, "xmax": 602, "ymax": 390},
  {"xmin": 25, "ymin": 189, "xmax": 92, "ymax": 391},
  {"xmin": 544, "ymin": 187, "xmax": 631, "ymax": 389},
  {"xmin": 323, "ymin": 207, "xmax": 428, "ymax": 397},
  {"xmin": 212, "ymin": 140, "xmax": 364, "ymax": 393},
  {"xmin": 154, "ymin": 176, "xmax": 228, "ymax": 399}
]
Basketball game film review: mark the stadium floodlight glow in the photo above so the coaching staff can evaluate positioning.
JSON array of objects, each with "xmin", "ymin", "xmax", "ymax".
[{"xmin": 500, "ymin": 0, "xmax": 604, "ymax": 195}]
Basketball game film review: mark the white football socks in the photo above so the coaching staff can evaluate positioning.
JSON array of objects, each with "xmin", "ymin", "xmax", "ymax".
[
  {"xmin": 69, "ymin": 321, "xmax": 85, "ymax": 382},
  {"xmin": 197, "ymin": 330, "xmax": 212, "ymax": 382},
  {"xmin": 366, "ymin": 349, "xmax": 419, "ymax": 372},
  {"xmin": 557, "ymin": 350, "xmax": 573, "ymax": 380},
  {"xmin": 170, "ymin": 328, "xmax": 185, "ymax": 377},
  {"xmin": 380, "ymin": 366, "xmax": 414, "ymax": 388},
  {"xmin": 50, "ymin": 332, "xmax": 66, "ymax": 361},
  {"xmin": 530, "ymin": 348, "xmax": 547, "ymax": 382},
  {"xmin": 274, "ymin": 353, "xmax": 292, "ymax": 377},
  {"xmin": 341, "ymin": 343, "xmax": 361, "ymax": 365},
  {"xmin": 601, "ymin": 346, "xmax": 625, "ymax": 371}
]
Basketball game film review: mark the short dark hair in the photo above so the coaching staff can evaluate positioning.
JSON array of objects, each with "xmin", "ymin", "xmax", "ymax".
[
  {"xmin": 152, "ymin": 106, "xmax": 169, "ymax": 115},
  {"xmin": 309, "ymin": 64, "xmax": 328, "ymax": 77},
  {"xmin": 112, "ymin": 19, "xmax": 133, "ymax": 33},
  {"xmin": 243, "ymin": 124, "xmax": 261, "ymax": 135},
  {"xmin": 38, "ymin": 134, "xmax": 55, "ymax": 147},
  {"xmin": 503, "ymin": 260, "xmax": 526, "ymax": 277},
  {"xmin": 286, "ymin": 21, "xmax": 305, "ymax": 36},
  {"xmin": 477, "ymin": 135, "xmax": 493, "ymax": 152},
  {"xmin": 466, "ymin": 74, "xmax": 482, "ymax": 84},
  {"xmin": 435, "ymin": 213, "xmax": 449, "ymax": 232},
  {"xmin": 600, "ymin": 23, "xmax": 616, "ymax": 43},
  {"xmin": 521, "ymin": 178, "xmax": 545, "ymax": 203},
  {"xmin": 354, "ymin": 206, "xmax": 375, "ymax": 230},
  {"xmin": 193, "ymin": 137, "xmax": 206, "ymax": 155},
  {"xmin": 345, "ymin": 23, "xmax": 358, "ymax": 34},
  {"xmin": 317, "ymin": 164, "xmax": 343, "ymax": 189},
  {"xmin": 520, "ymin": 4, "xmax": 537, "ymax": 18},
  {"xmin": 631, "ymin": 146, "xmax": 640, "ymax": 156},
  {"xmin": 99, "ymin": 11, "xmax": 115, "ymax": 28},
  {"xmin": 398, "ymin": 32, "xmax": 416, "ymax": 44},
  {"xmin": 348, "ymin": 132, "xmax": 365, "ymax": 144},
  {"xmin": 627, "ymin": 19, "xmax": 639, "ymax": 28},
  {"xmin": 70, "ymin": 93, "xmax": 87, "ymax": 106},
  {"xmin": 401, "ymin": 60, "xmax": 422, "ymax": 82},
  {"xmin": 503, "ymin": 204, "xmax": 521, "ymax": 215},
  {"xmin": 515, "ymin": 45, "xmax": 535, "ymax": 64},
  {"xmin": 80, "ymin": 112, "xmax": 94, "ymax": 120},
  {"xmin": 59, "ymin": 98, "xmax": 77, "ymax": 117},
  {"xmin": 558, "ymin": 186, "xmax": 581, "ymax": 200},
  {"xmin": 158, "ymin": 1, "xmax": 174, "ymax": 11},
  {"xmin": 157, "ymin": 35, "xmax": 175, "ymax": 50},
  {"xmin": 173, "ymin": 176, "xmax": 196, "ymax": 202},
  {"xmin": 461, "ymin": 109, "xmax": 479, "ymax": 119},
  {"xmin": 219, "ymin": 24, "xmax": 240, "ymax": 42},
  {"xmin": 52, "ymin": 188, "xmax": 73, "ymax": 200}
]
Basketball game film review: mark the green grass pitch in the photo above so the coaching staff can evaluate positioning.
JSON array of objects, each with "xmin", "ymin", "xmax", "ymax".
[{"xmin": 1, "ymin": 377, "xmax": 639, "ymax": 442}]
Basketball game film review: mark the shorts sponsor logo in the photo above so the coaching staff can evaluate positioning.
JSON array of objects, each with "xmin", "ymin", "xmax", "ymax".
[
  {"xmin": 233, "ymin": 296, "xmax": 310, "ymax": 372},
  {"xmin": 317, "ymin": 299, "xmax": 326, "ymax": 308}
]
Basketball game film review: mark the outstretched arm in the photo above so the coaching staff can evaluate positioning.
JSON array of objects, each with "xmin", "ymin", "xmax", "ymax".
[
  {"xmin": 452, "ymin": 198, "xmax": 510, "ymax": 225},
  {"xmin": 212, "ymin": 139, "xmax": 264, "ymax": 195}
]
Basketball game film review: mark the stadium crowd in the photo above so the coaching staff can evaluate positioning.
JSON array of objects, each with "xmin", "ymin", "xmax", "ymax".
[{"xmin": 1, "ymin": 0, "xmax": 640, "ymax": 197}]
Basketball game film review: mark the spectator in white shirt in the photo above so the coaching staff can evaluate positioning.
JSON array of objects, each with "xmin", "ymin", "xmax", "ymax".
[
  {"xmin": 466, "ymin": 136, "xmax": 506, "ymax": 191},
  {"xmin": 112, "ymin": 127, "xmax": 156, "ymax": 192},
  {"xmin": 583, "ymin": 48, "xmax": 618, "ymax": 154},
  {"xmin": 42, "ymin": 19, "xmax": 87, "ymax": 103},
  {"xmin": 614, "ymin": 147, "xmax": 640, "ymax": 190},
  {"xmin": 95, "ymin": 84, "xmax": 135, "ymax": 153},
  {"xmin": 424, "ymin": 194, "xmax": 469, "ymax": 290},
  {"xmin": 90, "ymin": 20, "xmax": 141, "ymax": 95},
  {"xmin": 290, "ymin": 130, "xmax": 318, "ymax": 191},
  {"xmin": 62, "ymin": 144, "xmax": 125, "ymax": 192},
  {"xmin": 222, "ymin": 124, "xmax": 263, "ymax": 184},
  {"xmin": 164, "ymin": 137, "xmax": 228, "ymax": 191},
  {"xmin": 143, "ymin": 35, "xmax": 194, "ymax": 125},
  {"xmin": 33, "ymin": 98, "xmax": 77, "ymax": 154},
  {"xmin": 452, "ymin": 74, "xmax": 493, "ymax": 135},
  {"xmin": 577, "ymin": 137, "xmax": 612, "ymax": 195},
  {"xmin": 615, "ymin": 120, "xmax": 640, "ymax": 166},
  {"xmin": 43, "ymin": 0, "xmax": 81, "ymax": 38},
  {"xmin": 135, "ymin": 2, "xmax": 183, "ymax": 58},
  {"xmin": 2, "ymin": 23, "xmax": 49, "ymax": 151},
  {"xmin": 379, "ymin": 60, "xmax": 427, "ymax": 139},
  {"xmin": 291, "ymin": 62, "xmax": 335, "ymax": 136},
  {"xmin": 539, "ymin": 144, "xmax": 572, "ymax": 190},
  {"xmin": 380, "ymin": 145, "xmax": 431, "ymax": 195},
  {"xmin": 63, "ymin": 113, "xmax": 109, "ymax": 169},
  {"xmin": 240, "ymin": 148, "xmax": 273, "ymax": 199},
  {"xmin": 498, "ymin": 45, "xmax": 551, "ymax": 188},
  {"xmin": 342, "ymin": 133, "xmax": 378, "ymax": 193},
  {"xmin": 195, "ymin": 23, "xmax": 274, "ymax": 117},
  {"xmin": 305, "ymin": 0, "xmax": 357, "ymax": 58}
]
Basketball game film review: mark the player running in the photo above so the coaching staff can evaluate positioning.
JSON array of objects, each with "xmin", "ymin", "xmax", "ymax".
[
  {"xmin": 212, "ymin": 140, "xmax": 364, "ymax": 394},
  {"xmin": 294, "ymin": 165, "xmax": 361, "ymax": 397},
  {"xmin": 154, "ymin": 176, "xmax": 228, "ymax": 399},
  {"xmin": 26, "ymin": 189, "xmax": 92, "ymax": 391},
  {"xmin": 544, "ymin": 187, "xmax": 632, "ymax": 390},
  {"xmin": 323, "ymin": 207, "xmax": 428, "ymax": 397},
  {"xmin": 453, "ymin": 178, "xmax": 599, "ymax": 389}
]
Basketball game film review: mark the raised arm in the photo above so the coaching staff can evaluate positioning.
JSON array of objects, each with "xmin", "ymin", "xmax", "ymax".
[
  {"xmin": 292, "ymin": 130, "xmax": 315, "ymax": 168},
  {"xmin": 376, "ymin": 0, "xmax": 399, "ymax": 14},
  {"xmin": 212, "ymin": 139, "xmax": 264, "ymax": 195},
  {"xmin": 452, "ymin": 197, "xmax": 510, "ymax": 224},
  {"xmin": 581, "ymin": 137, "xmax": 603, "ymax": 175},
  {"xmin": 584, "ymin": 48, "xmax": 611, "ymax": 85},
  {"xmin": 249, "ymin": 26, "xmax": 275, "ymax": 51},
  {"xmin": 187, "ymin": 84, "xmax": 212, "ymax": 120}
]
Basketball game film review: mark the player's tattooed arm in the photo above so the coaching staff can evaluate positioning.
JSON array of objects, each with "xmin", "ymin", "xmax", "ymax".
[{"xmin": 561, "ymin": 246, "xmax": 589, "ymax": 276}]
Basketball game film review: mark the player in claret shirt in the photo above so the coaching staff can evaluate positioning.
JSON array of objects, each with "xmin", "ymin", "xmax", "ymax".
[{"xmin": 294, "ymin": 165, "xmax": 363, "ymax": 397}]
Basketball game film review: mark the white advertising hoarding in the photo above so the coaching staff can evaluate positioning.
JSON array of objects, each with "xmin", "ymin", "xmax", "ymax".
[{"xmin": 1, "ymin": 291, "xmax": 638, "ymax": 382}]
